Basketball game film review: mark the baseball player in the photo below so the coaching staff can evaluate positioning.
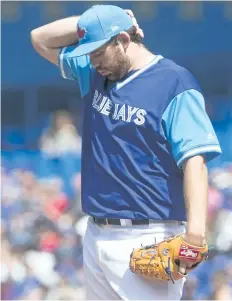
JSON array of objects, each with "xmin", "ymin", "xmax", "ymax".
[{"xmin": 31, "ymin": 5, "xmax": 222, "ymax": 300}]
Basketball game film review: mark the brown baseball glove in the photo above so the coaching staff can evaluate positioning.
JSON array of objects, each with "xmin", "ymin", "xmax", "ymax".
[{"xmin": 129, "ymin": 234, "xmax": 208, "ymax": 283}]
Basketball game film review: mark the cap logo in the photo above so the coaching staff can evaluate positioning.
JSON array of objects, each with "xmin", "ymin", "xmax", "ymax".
[{"xmin": 77, "ymin": 25, "xmax": 87, "ymax": 40}]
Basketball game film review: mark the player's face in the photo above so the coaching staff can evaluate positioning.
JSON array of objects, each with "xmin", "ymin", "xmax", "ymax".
[{"xmin": 89, "ymin": 40, "xmax": 130, "ymax": 81}]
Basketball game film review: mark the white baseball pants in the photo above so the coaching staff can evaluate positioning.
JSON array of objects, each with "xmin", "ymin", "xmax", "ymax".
[{"xmin": 83, "ymin": 217, "xmax": 186, "ymax": 300}]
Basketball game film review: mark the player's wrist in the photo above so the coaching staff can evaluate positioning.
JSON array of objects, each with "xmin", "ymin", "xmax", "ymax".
[
  {"xmin": 186, "ymin": 218, "xmax": 207, "ymax": 246},
  {"xmin": 183, "ymin": 232, "xmax": 206, "ymax": 247}
]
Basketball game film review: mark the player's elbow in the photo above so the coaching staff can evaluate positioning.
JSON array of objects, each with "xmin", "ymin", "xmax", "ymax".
[
  {"xmin": 30, "ymin": 29, "xmax": 59, "ymax": 65},
  {"xmin": 30, "ymin": 29, "xmax": 44, "ymax": 54}
]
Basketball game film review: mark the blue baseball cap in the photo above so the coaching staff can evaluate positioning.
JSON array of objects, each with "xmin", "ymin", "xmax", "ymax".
[{"xmin": 69, "ymin": 5, "xmax": 134, "ymax": 57}]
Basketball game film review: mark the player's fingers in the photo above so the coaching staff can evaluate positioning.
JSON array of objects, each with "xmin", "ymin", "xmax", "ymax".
[
  {"xmin": 132, "ymin": 20, "xmax": 144, "ymax": 37},
  {"xmin": 136, "ymin": 27, "xmax": 144, "ymax": 38},
  {"xmin": 186, "ymin": 262, "xmax": 193, "ymax": 270},
  {"xmin": 132, "ymin": 21, "xmax": 144, "ymax": 38},
  {"xmin": 124, "ymin": 9, "xmax": 144, "ymax": 38},
  {"xmin": 178, "ymin": 261, "xmax": 187, "ymax": 275},
  {"xmin": 125, "ymin": 9, "xmax": 134, "ymax": 18}
]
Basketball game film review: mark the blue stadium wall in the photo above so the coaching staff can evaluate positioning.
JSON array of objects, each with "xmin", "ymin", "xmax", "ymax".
[{"xmin": 1, "ymin": 1, "xmax": 232, "ymax": 163}]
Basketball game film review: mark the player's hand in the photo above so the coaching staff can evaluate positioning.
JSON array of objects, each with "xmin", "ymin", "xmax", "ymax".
[
  {"xmin": 178, "ymin": 233, "xmax": 206, "ymax": 276},
  {"xmin": 124, "ymin": 9, "xmax": 144, "ymax": 38}
]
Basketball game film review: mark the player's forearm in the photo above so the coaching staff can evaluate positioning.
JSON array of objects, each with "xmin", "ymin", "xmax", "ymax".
[
  {"xmin": 182, "ymin": 155, "xmax": 208, "ymax": 245},
  {"xmin": 31, "ymin": 16, "xmax": 80, "ymax": 49}
]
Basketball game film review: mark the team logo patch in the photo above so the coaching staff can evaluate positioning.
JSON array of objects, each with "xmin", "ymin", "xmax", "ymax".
[
  {"xmin": 162, "ymin": 248, "xmax": 169, "ymax": 256},
  {"xmin": 77, "ymin": 25, "xmax": 87, "ymax": 40},
  {"xmin": 178, "ymin": 245, "xmax": 199, "ymax": 261}
]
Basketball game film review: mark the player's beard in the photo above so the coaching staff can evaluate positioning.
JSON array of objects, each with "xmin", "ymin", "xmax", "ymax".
[{"xmin": 106, "ymin": 49, "xmax": 131, "ymax": 82}]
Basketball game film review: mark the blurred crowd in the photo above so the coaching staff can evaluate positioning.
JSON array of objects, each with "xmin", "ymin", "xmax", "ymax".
[
  {"xmin": 1, "ymin": 111, "xmax": 86, "ymax": 300},
  {"xmin": 1, "ymin": 173, "xmax": 87, "ymax": 301},
  {"xmin": 1, "ymin": 110, "xmax": 232, "ymax": 300}
]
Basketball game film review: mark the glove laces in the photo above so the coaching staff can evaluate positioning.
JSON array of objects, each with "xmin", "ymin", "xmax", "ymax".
[{"xmin": 165, "ymin": 257, "xmax": 175, "ymax": 284}]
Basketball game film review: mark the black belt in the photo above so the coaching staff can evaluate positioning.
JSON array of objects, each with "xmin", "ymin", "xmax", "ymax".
[{"xmin": 91, "ymin": 217, "xmax": 185, "ymax": 226}]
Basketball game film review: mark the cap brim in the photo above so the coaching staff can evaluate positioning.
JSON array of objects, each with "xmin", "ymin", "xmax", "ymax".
[{"xmin": 67, "ymin": 38, "xmax": 112, "ymax": 57}]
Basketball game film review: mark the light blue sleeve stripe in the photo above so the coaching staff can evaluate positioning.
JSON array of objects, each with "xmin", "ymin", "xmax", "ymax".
[
  {"xmin": 162, "ymin": 89, "xmax": 222, "ymax": 167},
  {"xmin": 58, "ymin": 46, "xmax": 94, "ymax": 97},
  {"xmin": 75, "ymin": 55, "xmax": 95, "ymax": 97},
  {"xmin": 177, "ymin": 145, "xmax": 222, "ymax": 167},
  {"xmin": 58, "ymin": 46, "xmax": 78, "ymax": 80},
  {"xmin": 59, "ymin": 47, "xmax": 67, "ymax": 79}
]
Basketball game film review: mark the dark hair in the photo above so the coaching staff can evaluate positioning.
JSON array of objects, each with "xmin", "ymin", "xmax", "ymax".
[
  {"xmin": 92, "ymin": 26, "xmax": 143, "ymax": 54},
  {"xmin": 126, "ymin": 26, "xmax": 143, "ymax": 44},
  {"xmin": 108, "ymin": 26, "xmax": 143, "ymax": 46}
]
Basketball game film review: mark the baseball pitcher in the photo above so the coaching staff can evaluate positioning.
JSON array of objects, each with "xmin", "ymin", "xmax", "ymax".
[{"xmin": 31, "ymin": 5, "xmax": 222, "ymax": 300}]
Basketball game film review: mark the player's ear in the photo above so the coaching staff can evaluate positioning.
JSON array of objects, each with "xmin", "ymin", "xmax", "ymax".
[{"xmin": 117, "ymin": 32, "xmax": 130, "ymax": 51}]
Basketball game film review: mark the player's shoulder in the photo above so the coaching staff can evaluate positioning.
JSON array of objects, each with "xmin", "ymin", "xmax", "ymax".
[{"xmin": 156, "ymin": 57, "xmax": 202, "ymax": 94}]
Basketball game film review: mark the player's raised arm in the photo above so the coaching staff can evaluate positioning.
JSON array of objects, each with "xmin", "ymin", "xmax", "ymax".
[
  {"xmin": 30, "ymin": 16, "xmax": 80, "ymax": 65},
  {"xmin": 30, "ymin": 9, "xmax": 143, "ymax": 67}
]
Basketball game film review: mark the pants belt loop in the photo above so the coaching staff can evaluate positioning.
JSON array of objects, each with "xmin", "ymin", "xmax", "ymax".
[
  {"xmin": 126, "ymin": 219, "xmax": 132, "ymax": 226},
  {"xmin": 120, "ymin": 219, "xmax": 127, "ymax": 226}
]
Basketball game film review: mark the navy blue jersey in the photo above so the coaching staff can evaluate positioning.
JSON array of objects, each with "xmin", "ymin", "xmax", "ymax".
[{"xmin": 59, "ymin": 48, "xmax": 221, "ymax": 221}]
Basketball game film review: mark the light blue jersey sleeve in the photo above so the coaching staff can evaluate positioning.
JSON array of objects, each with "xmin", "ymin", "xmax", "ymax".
[
  {"xmin": 162, "ymin": 89, "xmax": 222, "ymax": 168},
  {"xmin": 58, "ymin": 45, "xmax": 95, "ymax": 97}
]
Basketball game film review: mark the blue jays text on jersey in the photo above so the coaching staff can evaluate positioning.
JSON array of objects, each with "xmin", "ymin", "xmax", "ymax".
[
  {"xmin": 92, "ymin": 89, "xmax": 147, "ymax": 125},
  {"xmin": 59, "ymin": 48, "xmax": 222, "ymax": 221}
]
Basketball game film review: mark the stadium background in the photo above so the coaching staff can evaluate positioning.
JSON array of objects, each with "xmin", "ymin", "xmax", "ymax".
[{"xmin": 1, "ymin": 1, "xmax": 232, "ymax": 300}]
